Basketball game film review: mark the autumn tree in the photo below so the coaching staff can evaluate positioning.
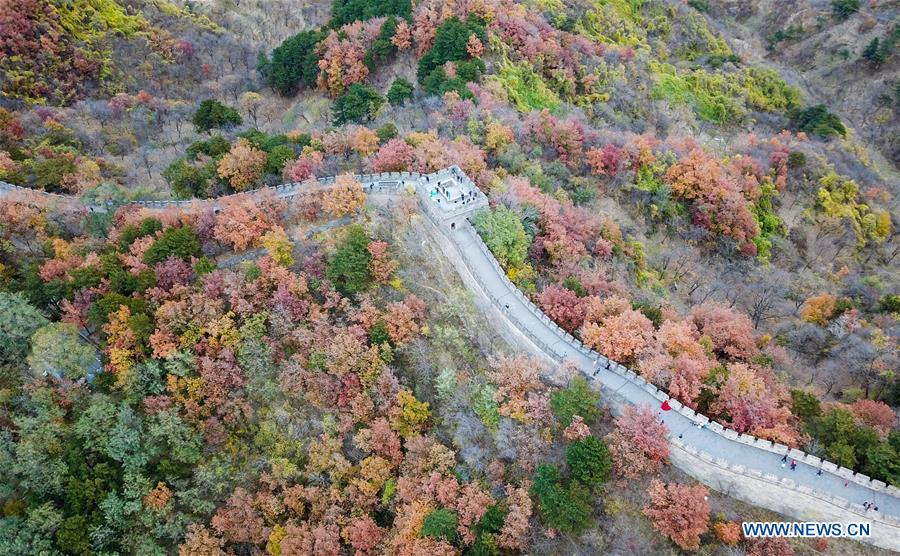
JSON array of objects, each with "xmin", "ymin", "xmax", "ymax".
[
  {"xmin": 323, "ymin": 174, "xmax": 366, "ymax": 217},
  {"xmin": 214, "ymin": 197, "xmax": 281, "ymax": 250},
  {"xmin": 283, "ymin": 151, "xmax": 324, "ymax": 182},
  {"xmin": 582, "ymin": 308, "xmax": 654, "ymax": 363},
  {"xmin": 497, "ymin": 485, "xmax": 532, "ymax": 550},
  {"xmin": 643, "ymin": 479, "xmax": 710, "ymax": 551},
  {"xmin": 848, "ymin": 399, "xmax": 895, "ymax": 438},
  {"xmin": 487, "ymin": 354, "xmax": 544, "ymax": 422},
  {"xmin": 714, "ymin": 521, "xmax": 740, "ymax": 546},
  {"xmin": 390, "ymin": 389, "xmax": 430, "ymax": 438},
  {"xmin": 690, "ymin": 302, "xmax": 758, "ymax": 359},
  {"xmin": 538, "ymin": 284, "xmax": 586, "ymax": 333},
  {"xmin": 367, "ymin": 240, "xmax": 397, "ymax": 283},
  {"xmin": 344, "ymin": 516, "xmax": 385, "ymax": 554},
  {"xmin": 605, "ymin": 404, "xmax": 670, "ymax": 478},
  {"xmin": 800, "ymin": 293, "xmax": 837, "ymax": 325},
  {"xmin": 217, "ymin": 139, "xmax": 267, "ymax": 191},
  {"xmin": 586, "ymin": 144, "xmax": 625, "ymax": 177},
  {"xmin": 370, "ymin": 138, "xmax": 414, "ymax": 172}
]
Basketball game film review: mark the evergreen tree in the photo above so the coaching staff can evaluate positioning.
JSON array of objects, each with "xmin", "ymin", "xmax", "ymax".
[
  {"xmin": 192, "ymin": 100, "xmax": 242, "ymax": 134},
  {"xmin": 333, "ymin": 84, "xmax": 384, "ymax": 125}
]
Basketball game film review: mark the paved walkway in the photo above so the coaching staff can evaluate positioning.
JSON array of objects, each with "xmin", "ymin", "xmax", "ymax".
[{"xmin": 450, "ymin": 222, "xmax": 900, "ymax": 521}]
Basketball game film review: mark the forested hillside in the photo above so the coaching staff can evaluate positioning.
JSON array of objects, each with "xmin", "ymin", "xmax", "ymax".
[{"xmin": 0, "ymin": 0, "xmax": 897, "ymax": 554}]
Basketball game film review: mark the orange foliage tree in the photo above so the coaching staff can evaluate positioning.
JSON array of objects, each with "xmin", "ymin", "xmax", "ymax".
[
  {"xmin": 643, "ymin": 479, "xmax": 710, "ymax": 551},
  {"xmin": 583, "ymin": 308, "xmax": 654, "ymax": 363}
]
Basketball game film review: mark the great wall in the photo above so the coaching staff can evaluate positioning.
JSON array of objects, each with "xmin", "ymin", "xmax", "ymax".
[{"xmin": 2, "ymin": 168, "xmax": 899, "ymax": 550}]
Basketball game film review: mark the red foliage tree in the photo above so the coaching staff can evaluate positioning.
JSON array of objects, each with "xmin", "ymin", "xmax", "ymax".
[
  {"xmin": 745, "ymin": 537, "xmax": 795, "ymax": 556},
  {"xmin": 714, "ymin": 521, "xmax": 741, "ymax": 546},
  {"xmin": 344, "ymin": 515, "xmax": 385, "ymax": 554},
  {"xmin": 211, "ymin": 487, "xmax": 268, "ymax": 544},
  {"xmin": 538, "ymin": 284, "xmax": 586, "ymax": 334},
  {"xmin": 497, "ymin": 484, "xmax": 532, "ymax": 550},
  {"xmin": 643, "ymin": 479, "xmax": 710, "ymax": 551},
  {"xmin": 370, "ymin": 138, "xmax": 414, "ymax": 172},
  {"xmin": 284, "ymin": 150, "xmax": 324, "ymax": 182},
  {"xmin": 213, "ymin": 195, "xmax": 284, "ymax": 250},
  {"xmin": 665, "ymin": 149, "xmax": 760, "ymax": 253},
  {"xmin": 848, "ymin": 399, "xmax": 895, "ymax": 438},
  {"xmin": 367, "ymin": 240, "xmax": 397, "ymax": 283},
  {"xmin": 690, "ymin": 302, "xmax": 758, "ymax": 359},
  {"xmin": 586, "ymin": 144, "xmax": 625, "ymax": 177},
  {"xmin": 710, "ymin": 363, "xmax": 797, "ymax": 445},
  {"xmin": 605, "ymin": 403, "xmax": 669, "ymax": 478},
  {"xmin": 525, "ymin": 109, "xmax": 584, "ymax": 167},
  {"xmin": 583, "ymin": 308, "xmax": 654, "ymax": 363}
]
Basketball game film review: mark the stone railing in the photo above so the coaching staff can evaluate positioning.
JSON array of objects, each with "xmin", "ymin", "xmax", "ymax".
[
  {"xmin": 0, "ymin": 171, "xmax": 423, "ymax": 211},
  {"xmin": 0, "ymin": 167, "xmax": 489, "ymax": 222},
  {"xmin": 454, "ymin": 216, "xmax": 900, "ymax": 533}
]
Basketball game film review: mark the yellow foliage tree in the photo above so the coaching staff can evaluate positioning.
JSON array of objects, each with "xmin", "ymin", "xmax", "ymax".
[
  {"xmin": 217, "ymin": 139, "xmax": 267, "ymax": 191},
  {"xmin": 800, "ymin": 293, "xmax": 837, "ymax": 325},
  {"xmin": 390, "ymin": 389, "xmax": 430, "ymax": 438},
  {"xmin": 817, "ymin": 171, "xmax": 892, "ymax": 248},
  {"xmin": 323, "ymin": 174, "xmax": 367, "ymax": 217},
  {"xmin": 259, "ymin": 226, "xmax": 294, "ymax": 267}
]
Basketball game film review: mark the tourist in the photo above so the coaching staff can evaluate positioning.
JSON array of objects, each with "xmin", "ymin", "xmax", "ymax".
[{"xmin": 790, "ymin": 459, "xmax": 797, "ymax": 471}]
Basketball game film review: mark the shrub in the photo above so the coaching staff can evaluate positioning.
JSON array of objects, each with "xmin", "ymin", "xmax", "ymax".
[
  {"xmin": 832, "ymin": 0, "xmax": 859, "ymax": 20},
  {"xmin": 787, "ymin": 151, "xmax": 806, "ymax": 168},
  {"xmin": 163, "ymin": 158, "xmax": 213, "ymax": 199},
  {"xmin": 879, "ymin": 294, "xmax": 900, "ymax": 314},
  {"xmin": 333, "ymin": 84, "xmax": 384, "ymax": 125},
  {"xmin": 376, "ymin": 123, "xmax": 398, "ymax": 142},
  {"xmin": 687, "ymin": 0, "xmax": 709, "ymax": 12},
  {"xmin": 566, "ymin": 436, "xmax": 611, "ymax": 488},
  {"xmin": 550, "ymin": 376, "xmax": 601, "ymax": 427},
  {"xmin": 417, "ymin": 16, "xmax": 487, "ymax": 96},
  {"xmin": 789, "ymin": 105, "xmax": 846, "ymax": 138},
  {"xmin": 192, "ymin": 100, "xmax": 242, "ymax": 134},
  {"xmin": 118, "ymin": 218, "xmax": 163, "ymax": 251},
  {"xmin": 187, "ymin": 135, "xmax": 231, "ymax": 159}
]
